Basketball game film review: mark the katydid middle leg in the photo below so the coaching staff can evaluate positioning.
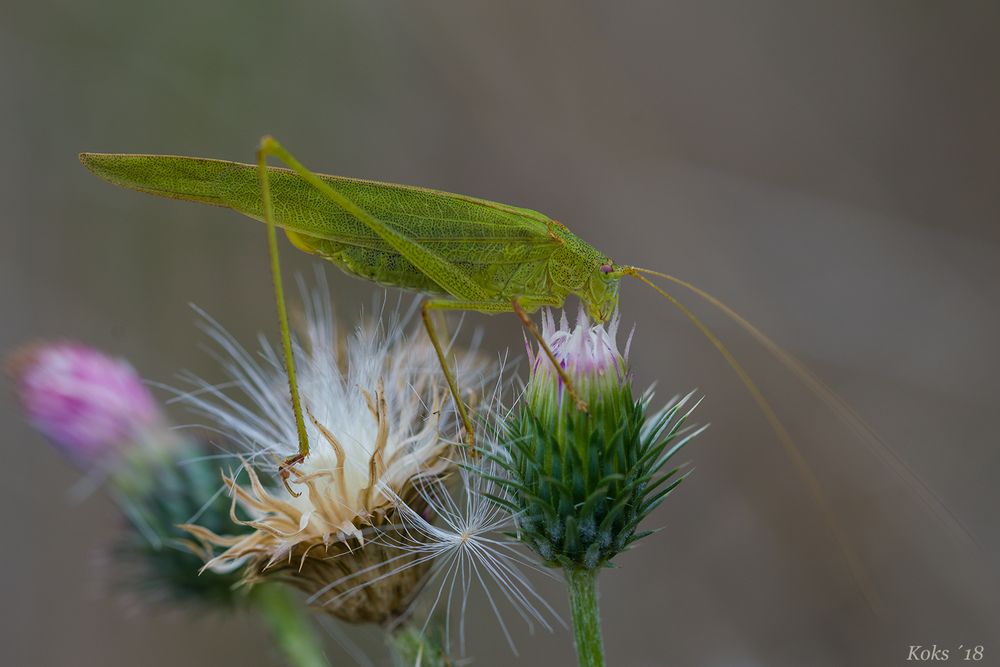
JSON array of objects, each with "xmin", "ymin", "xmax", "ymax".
[
  {"xmin": 420, "ymin": 300, "xmax": 479, "ymax": 450},
  {"xmin": 421, "ymin": 297, "xmax": 550, "ymax": 450},
  {"xmin": 423, "ymin": 297, "xmax": 589, "ymax": 452}
]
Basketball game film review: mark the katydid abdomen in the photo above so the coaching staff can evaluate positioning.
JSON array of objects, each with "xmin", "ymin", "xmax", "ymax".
[{"xmin": 285, "ymin": 230, "xmax": 557, "ymax": 300}]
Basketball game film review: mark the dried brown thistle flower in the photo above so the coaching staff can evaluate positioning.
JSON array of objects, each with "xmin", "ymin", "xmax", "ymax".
[{"xmin": 178, "ymin": 285, "xmax": 482, "ymax": 626}]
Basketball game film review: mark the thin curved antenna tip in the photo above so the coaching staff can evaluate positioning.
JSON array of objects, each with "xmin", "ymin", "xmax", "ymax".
[
  {"xmin": 624, "ymin": 267, "xmax": 881, "ymax": 614},
  {"xmin": 626, "ymin": 266, "xmax": 982, "ymax": 554}
]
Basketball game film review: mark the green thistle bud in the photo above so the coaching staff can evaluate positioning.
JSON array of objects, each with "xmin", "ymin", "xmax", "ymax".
[
  {"xmin": 496, "ymin": 310, "xmax": 704, "ymax": 570},
  {"xmin": 112, "ymin": 435, "xmax": 252, "ymax": 608}
]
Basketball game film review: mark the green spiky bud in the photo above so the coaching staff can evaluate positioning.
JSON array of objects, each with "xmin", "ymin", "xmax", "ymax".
[
  {"xmin": 494, "ymin": 311, "xmax": 704, "ymax": 570},
  {"xmin": 111, "ymin": 434, "xmax": 252, "ymax": 608}
]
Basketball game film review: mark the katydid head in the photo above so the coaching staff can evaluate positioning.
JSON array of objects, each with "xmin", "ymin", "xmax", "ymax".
[{"xmin": 583, "ymin": 261, "xmax": 626, "ymax": 323}]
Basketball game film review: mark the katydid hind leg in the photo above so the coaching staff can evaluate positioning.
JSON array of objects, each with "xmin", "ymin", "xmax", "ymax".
[
  {"xmin": 255, "ymin": 137, "xmax": 504, "ymax": 453},
  {"xmin": 256, "ymin": 136, "xmax": 489, "ymax": 303},
  {"xmin": 256, "ymin": 139, "xmax": 310, "ymax": 490}
]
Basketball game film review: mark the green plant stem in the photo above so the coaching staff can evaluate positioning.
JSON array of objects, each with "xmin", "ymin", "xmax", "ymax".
[
  {"xmin": 566, "ymin": 568, "xmax": 606, "ymax": 667},
  {"xmin": 251, "ymin": 585, "xmax": 330, "ymax": 667},
  {"xmin": 388, "ymin": 622, "xmax": 452, "ymax": 667}
]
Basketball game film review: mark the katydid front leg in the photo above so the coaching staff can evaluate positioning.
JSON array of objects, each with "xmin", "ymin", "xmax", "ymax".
[{"xmin": 512, "ymin": 298, "xmax": 588, "ymax": 412}]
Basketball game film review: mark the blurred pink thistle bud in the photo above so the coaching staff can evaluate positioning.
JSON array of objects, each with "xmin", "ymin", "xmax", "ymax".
[{"xmin": 9, "ymin": 342, "xmax": 162, "ymax": 464}]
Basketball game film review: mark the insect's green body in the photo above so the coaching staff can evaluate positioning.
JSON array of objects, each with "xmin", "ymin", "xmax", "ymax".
[
  {"xmin": 79, "ymin": 143, "xmax": 927, "ymax": 609},
  {"xmin": 78, "ymin": 154, "xmax": 623, "ymax": 323}
]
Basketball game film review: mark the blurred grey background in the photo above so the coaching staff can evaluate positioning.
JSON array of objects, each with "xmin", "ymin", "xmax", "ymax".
[{"xmin": 2, "ymin": 1, "xmax": 999, "ymax": 665}]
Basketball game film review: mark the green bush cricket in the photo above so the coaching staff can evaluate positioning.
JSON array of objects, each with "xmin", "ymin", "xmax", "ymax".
[
  {"xmin": 80, "ymin": 137, "xmax": 617, "ymax": 459},
  {"xmin": 79, "ymin": 137, "xmax": 974, "ymax": 609}
]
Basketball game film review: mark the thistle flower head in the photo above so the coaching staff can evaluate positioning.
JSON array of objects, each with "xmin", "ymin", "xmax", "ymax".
[
  {"xmin": 526, "ymin": 309, "xmax": 630, "ymax": 422},
  {"xmin": 315, "ymin": 384, "xmax": 562, "ymax": 656},
  {"xmin": 492, "ymin": 309, "xmax": 704, "ymax": 570},
  {"xmin": 7, "ymin": 341, "xmax": 249, "ymax": 609},
  {"xmin": 530, "ymin": 309, "xmax": 628, "ymax": 387},
  {"xmin": 179, "ymin": 277, "xmax": 485, "ymax": 625},
  {"xmin": 9, "ymin": 342, "xmax": 162, "ymax": 464}
]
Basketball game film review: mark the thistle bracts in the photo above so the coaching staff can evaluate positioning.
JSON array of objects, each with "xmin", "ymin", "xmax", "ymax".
[
  {"xmin": 490, "ymin": 310, "xmax": 704, "ymax": 569},
  {"xmin": 112, "ymin": 435, "xmax": 252, "ymax": 608},
  {"xmin": 184, "ymin": 452, "xmax": 443, "ymax": 626},
  {"xmin": 388, "ymin": 621, "xmax": 451, "ymax": 667},
  {"xmin": 483, "ymin": 310, "xmax": 704, "ymax": 666},
  {"xmin": 502, "ymin": 380, "xmax": 700, "ymax": 569}
]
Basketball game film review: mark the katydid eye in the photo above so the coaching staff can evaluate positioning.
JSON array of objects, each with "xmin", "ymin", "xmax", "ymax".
[{"xmin": 600, "ymin": 263, "xmax": 613, "ymax": 274}]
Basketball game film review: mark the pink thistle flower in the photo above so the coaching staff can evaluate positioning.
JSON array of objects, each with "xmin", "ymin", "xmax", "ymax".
[
  {"xmin": 527, "ymin": 309, "xmax": 632, "ymax": 411},
  {"xmin": 532, "ymin": 309, "xmax": 630, "ymax": 379},
  {"xmin": 9, "ymin": 342, "xmax": 162, "ymax": 464}
]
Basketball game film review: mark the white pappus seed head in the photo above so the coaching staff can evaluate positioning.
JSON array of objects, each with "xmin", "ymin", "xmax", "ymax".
[
  {"xmin": 319, "ymin": 380, "xmax": 563, "ymax": 655},
  {"xmin": 174, "ymin": 271, "xmax": 489, "ymax": 624}
]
